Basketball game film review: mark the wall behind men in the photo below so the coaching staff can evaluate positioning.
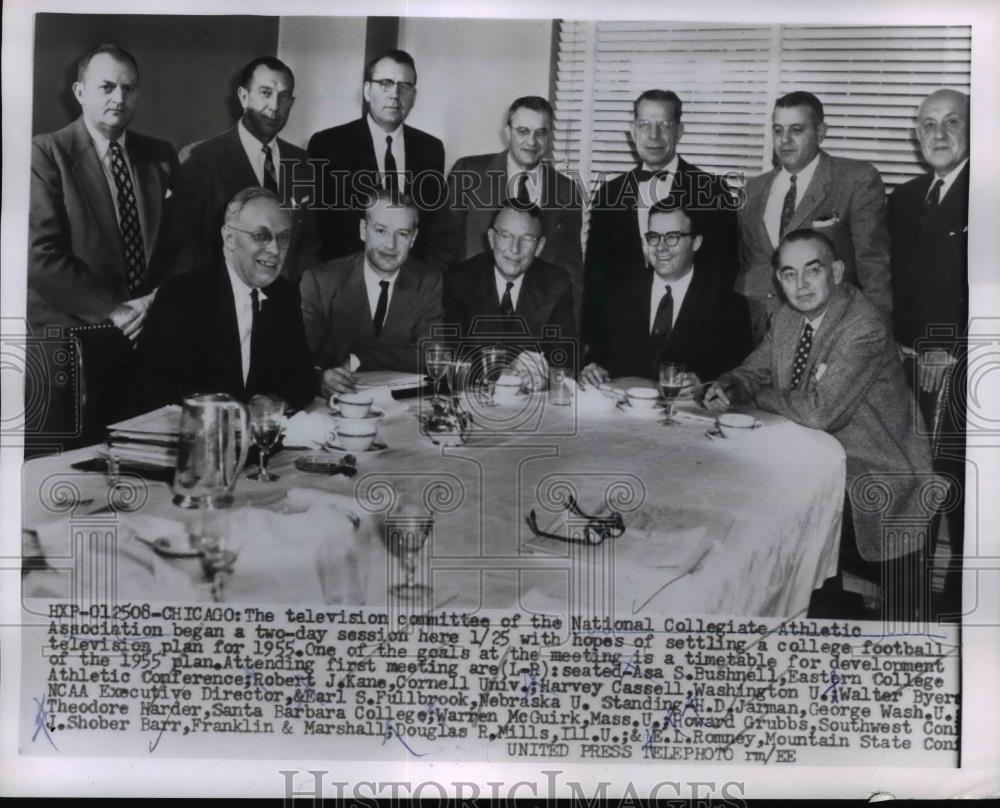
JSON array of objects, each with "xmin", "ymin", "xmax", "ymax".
[{"xmin": 32, "ymin": 14, "xmax": 280, "ymax": 150}]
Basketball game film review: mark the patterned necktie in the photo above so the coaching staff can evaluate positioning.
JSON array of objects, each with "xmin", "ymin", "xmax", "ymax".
[
  {"xmin": 651, "ymin": 285, "xmax": 673, "ymax": 339},
  {"xmin": 373, "ymin": 280, "xmax": 390, "ymax": 337},
  {"xmin": 108, "ymin": 140, "xmax": 146, "ymax": 294},
  {"xmin": 790, "ymin": 322, "xmax": 813, "ymax": 390},
  {"xmin": 262, "ymin": 145, "xmax": 278, "ymax": 194},
  {"xmin": 500, "ymin": 281, "xmax": 515, "ymax": 315},
  {"xmin": 516, "ymin": 173, "xmax": 531, "ymax": 205},
  {"xmin": 779, "ymin": 174, "xmax": 798, "ymax": 238},
  {"xmin": 384, "ymin": 136, "xmax": 398, "ymax": 192}
]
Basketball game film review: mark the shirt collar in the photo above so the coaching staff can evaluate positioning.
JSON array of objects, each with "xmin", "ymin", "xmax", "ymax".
[
  {"xmin": 780, "ymin": 151, "xmax": 820, "ymax": 186},
  {"xmin": 506, "ymin": 152, "xmax": 542, "ymax": 183},
  {"xmin": 934, "ymin": 157, "xmax": 969, "ymax": 196},
  {"xmin": 640, "ymin": 154, "xmax": 679, "ymax": 175},
  {"xmin": 83, "ymin": 118, "xmax": 127, "ymax": 160},
  {"xmin": 364, "ymin": 256, "xmax": 400, "ymax": 287},
  {"xmin": 224, "ymin": 259, "xmax": 267, "ymax": 303},
  {"xmin": 367, "ymin": 114, "xmax": 403, "ymax": 144},
  {"xmin": 238, "ymin": 118, "xmax": 277, "ymax": 152},
  {"xmin": 651, "ymin": 264, "xmax": 694, "ymax": 296},
  {"xmin": 494, "ymin": 267, "xmax": 525, "ymax": 298},
  {"xmin": 805, "ymin": 310, "xmax": 825, "ymax": 332}
]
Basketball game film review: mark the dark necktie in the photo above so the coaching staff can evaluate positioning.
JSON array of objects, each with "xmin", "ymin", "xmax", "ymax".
[
  {"xmin": 779, "ymin": 174, "xmax": 797, "ymax": 238},
  {"xmin": 516, "ymin": 173, "xmax": 531, "ymax": 205},
  {"xmin": 635, "ymin": 168, "xmax": 669, "ymax": 183},
  {"xmin": 108, "ymin": 140, "xmax": 146, "ymax": 294},
  {"xmin": 262, "ymin": 145, "xmax": 278, "ymax": 194},
  {"xmin": 384, "ymin": 136, "xmax": 398, "ymax": 192},
  {"xmin": 372, "ymin": 280, "xmax": 390, "ymax": 337},
  {"xmin": 651, "ymin": 284, "xmax": 673, "ymax": 339},
  {"xmin": 500, "ymin": 281, "xmax": 515, "ymax": 315},
  {"xmin": 248, "ymin": 288, "xmax": 262, "ymax": 384},
  {"xmin": 925, "ymin": 178, "xmax": 944, "ymax": 210},
  {"xmin": 790, "ymin": 322, "xmax": 813, "ymax": 390}
]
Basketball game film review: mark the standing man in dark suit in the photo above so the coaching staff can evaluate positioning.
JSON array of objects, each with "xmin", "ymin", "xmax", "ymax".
[
  {"xmin": 308, "ymin": 50, "xmax": 445, "ymax": 261},
  {"xmin": 444, "ymin": 203, "xmax": 576, "ymax": 382},
  {"xmin": 28, "ymin": 44, "xmax": 178, "ymax": 445},
  {"xmin": 737, "ymin": 91, "xmax": 892, "ymax": 344},
  {"xmin": 427, "ymin": 96, "xmax": 583, "ymax": 326},
  {"xmin": 171, "ymin": 56, "xmax": 319, "ymax": 282},
  {"xmin": 583, "ymin": 89, "xmax": 739, "ymax": 354},
  {"xmin": 581, "ymin": 198, "xmax": 752, "ymax": 387},
  {"xmin": 132, "ymin": 188, "xmax": 316, "ymax": 412},
  {"xmin": 705, "ymin": 230, "xmax": 934, "ymax": 620},
  {"xmin": 300, "ymin": 189, "xmax": 443, "ymax": 398},
  {"xmin": 890, "ymin": 89, "xmax": 970, "ymax": 613}
]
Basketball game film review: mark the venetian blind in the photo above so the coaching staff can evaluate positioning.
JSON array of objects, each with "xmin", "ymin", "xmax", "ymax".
[{"xmin": 553, "ymin": 21, "xmax": 971, "ymax": 194}]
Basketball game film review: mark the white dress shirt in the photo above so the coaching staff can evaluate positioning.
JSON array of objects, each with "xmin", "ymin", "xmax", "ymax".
[
  {"xmin": 764, "ymin": 152, "xmax": 821, "ymax": 247},
  {"xmin": 82, "ymin": 120, "xmax": 149, "ymax": 261},
  {"xmin": 933, "ymin": 157, "xmax": 969, "ymax": 201},
  {"xmin": 237, "ymin": 119, "xmax": 281, "ymax": 188},
  {"xmin": 345, "ymin": 259, "xmax": 402, "ymax": 372},
  {"xmin": 367, "ymin": 114, "xmax": 405, "ymax": 186},
  {"xmin": 494, "ymin": 268, "xmax": 525, "ymax": 310},
  {"xmin": 636, "ymin": 155, "xmax": 679, "ymax": 257},
  {"xmin": 648, "ymin": 267, "xmax": 694, "ymax": 335},
  {"xmin": 225, "ymin": 261, "xmax": 267, "ymax": 384},
  {"xmin": 506, "ymin": 152, "xmax": 542, "ymax": 205}
]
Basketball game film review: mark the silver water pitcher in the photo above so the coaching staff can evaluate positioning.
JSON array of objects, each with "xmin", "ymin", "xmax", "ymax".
[{"xmin": 172, "ymin": 393, "xmax": 249, "ymax": 508}]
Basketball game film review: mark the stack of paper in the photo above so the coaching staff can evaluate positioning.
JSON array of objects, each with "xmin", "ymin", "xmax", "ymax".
[
  {"xmin": 100, "ymin": 404, "xmax": 182, "ymax": 469},
  {"xmin": 354, "ymin": 370, "xmax": 427, "ymax": 390}
]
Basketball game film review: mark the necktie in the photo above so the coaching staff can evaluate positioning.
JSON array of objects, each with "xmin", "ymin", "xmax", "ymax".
[
  {"xmin": 373, "ymin": 280, "xmax": 390, "ymax": 337},
  {"xmin": 635, "ymin": 168, "xmax": 669, "ymax": 183},
  {"xmin": 779, "ymin": 174, "xmax": 797, "ymax": 238},
  {"xmin": 262, "ymin": 145, "xmax": 278, "ymax": 194},
  {"xmin": 790, "ymin": 322, "xmax": 813, "ymax": 390},
  {"xmin": 248, "ymin": 289, "xmax": 262, "ymax": 385},
  {"xmin": 516, "ymin": 173, "xmax": 531, "ymax": 205},
  {"xmin": 651, "ymin": 285, "xmax": 673, "ymax": 339},
  {"xmin": 500, "ymin": 281, "xmax": 515, "ymax": 315},
  {"xmin": 108, "ymin": 140, "xmax": 146, "ymax": 294},
  {"xmin": 925, "ymin": 178, "xmax": 944, "ymax": 210},
  {"xmin": 384, "ymin": 136, "xmax": 398, "ymax": 192}
]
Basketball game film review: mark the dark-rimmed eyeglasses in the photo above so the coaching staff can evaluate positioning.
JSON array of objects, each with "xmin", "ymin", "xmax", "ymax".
[
  {"xmin": 369, "ymin": 78, "xmax": 416, "ymax": 94},
  {"xmin": 643, "ymin": 231, "xmax": 693, "ymax": 249},
  {"xmin": 491, "ymin": 227, "xmax": 540, "ymax": 250},
  {"xmin": 228, "ymin": 226, "xmax": 292, "ymax": 248}
]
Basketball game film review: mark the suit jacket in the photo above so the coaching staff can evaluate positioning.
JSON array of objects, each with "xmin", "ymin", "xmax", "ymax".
[
  {"xmin": 583, "ymin": 157, "xmax": 739, "ymax": 349},
  {"xmin": 171, "ymin": 125, "xmax": 320, "ymax": 282},
  {"xmin": 131, "ymin": 261, "xmax": 317, "ymax": 412},
  {"xmin": 426, "ymin": 151, "xmax": 583, "ymax": 320},
  {"xmin": 717, "ymin": 284, "xmax": 934, "ymax": 562},
  {"xmin": 28, "ymin": 116, "xmax": 178, "ymax": 332},
  {"xmin": 307, "ymin": 117, "xmax": 445, "ymax": 261},
  {"xmin": 443, "ymin": 251, "xmax": 577, "ymax": 351},
  {"xmin": 300, "ymin": 252, "xmax": 443, "ymax": 373},
  {"xmin": 586, "ymin": 264, "xmax": 752, "ymax": 382},
  {"xmin": 737, "ymin": 150, "xmax": 892, "ymax": 324},
  {"xmin": 890, "ymin": 162, "xmax": 969, "ymax": 353}
]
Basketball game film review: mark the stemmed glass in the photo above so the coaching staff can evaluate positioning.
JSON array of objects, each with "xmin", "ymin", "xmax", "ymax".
[
  {"xmin": 479, "ymin": 345, "xmax": 508, "ymax": 406},
  {"xmin": 193, "ymin": 507, "xmax": 241, "ymax": 603},
  {"xmin": 425, "ymin": 344, "xmax": 454, "ymax": 404},
  {"xmin": 247, "ymin": 393, "xmax": 285, "ymax": 481},
  {"xmin": 659, "ymin": 362, "xmax": 686, "ymax": 425},
  {"xmin": 384, "ymin": 504, "xmax": 434, "ymax": 601}
]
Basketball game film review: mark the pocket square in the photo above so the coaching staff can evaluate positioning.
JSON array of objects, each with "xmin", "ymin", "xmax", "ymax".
[
  {"xmin": 814, "ymin": 362, "xmax": 828, "ymax": 382},
  {"xmin": 165, "ymin": 189, "xmax": 173, "ymax": 199},
  {"xmin": 811, "ymin": 215, "xmax": 840, "ymax": 227}
]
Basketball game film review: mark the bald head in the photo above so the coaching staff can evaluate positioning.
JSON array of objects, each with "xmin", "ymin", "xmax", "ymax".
[{"xmin": 916, "ymin": 90, "xmax": 969, "ymax": 177}]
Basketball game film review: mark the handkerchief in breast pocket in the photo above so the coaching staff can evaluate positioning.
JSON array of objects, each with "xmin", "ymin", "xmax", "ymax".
[{"xmin": 811, "ymin": 215, "xmax": 840, "ymax": 228}]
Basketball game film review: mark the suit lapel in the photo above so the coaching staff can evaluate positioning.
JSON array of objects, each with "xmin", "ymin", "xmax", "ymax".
[
  {"xmin": 773, "ymin": 309, "xmax": 801, "ymax": 390},
  {"xmin": 806, "ymin": 286, "xmax": 851, "ymax": 384},
  {"xmin": 126, "ymin": 136, "xmax": 164, "ymax": 263},
  {"xmin": 71, "ymin": 119, "xmax": 124, "ymax": 264},
  {"xmin": 220, "ymin": 126, "xmax": 262, "ymax": 194},
  {"xmin": 382, "ymin": 260, "xmax": 417, "ymax": 342},
  {"xmin": 516, "ymin": 264, "xmax": 549, "ymax": 334},
  {"xmin": 753, "ymin": 170, "xmax": 778, "ymax": 249},
  {"xmin": 216, "ymin": 265, "xmax": 246, "ymax": 394},
  {"xmin": 789, "ymin": 151, "xmax": 832, "ymax": 231}
]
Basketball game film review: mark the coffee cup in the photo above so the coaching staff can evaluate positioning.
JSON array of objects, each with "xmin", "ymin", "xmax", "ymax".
[
  {"xmin": 494, "ymin": 372, "xmax": 523, "ymax": 404},
  {"xmin": 716, "ymin": 412, "xmax": 762, "ymax": 439},
  {"xmin": 626, "ymin": 386, "xmax": 660, "ymax": 410},
  {"xmin": 336, "ymin": 419, "xmax": 377, "ymax": 451},
  {"xmin": 334, "ymin": 392, "xmax": 373, "ymax": 418}
]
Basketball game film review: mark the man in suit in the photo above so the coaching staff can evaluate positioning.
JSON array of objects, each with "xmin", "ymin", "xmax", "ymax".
[
  {"xmin": 426, "ymin": 96, "xmax": 583, "ymax": 325},
  {"xmin": 444, "ymin": 203, "xmax": 576, "ymax": 383},
  {"xmin": 705, "ymin": 230, "xmax": 934, "ymax": 620},
  {"xmin": 300, "ymin": 189, "xmax": 443, "ymax": 398},
  {"xmin": 308, "ymin": 50, "xmax": 445, "ymax": 261},
  {"xmin": 737, "ymin": 91, "xmax": 892, "ymax": 344},
  {"xmin": 890, "ymin": 89, "xmax": 970, "ymax": 613},
  {"xmin": 171, "ymin": 56, "xmax": 319, "ymax": 282},
  {"xmin": 581, "ymin": 198, "xmax": 752, "ymax": 387},
  {"xmin": 583, "ymin": 89, "xmax": 739, "ymax": 354},
  {"xmin": 28, "ymin": 44, "xmax": 178, "ymax": 446},
  {"xmin": 132, "ymin": 188, "xmax": 316, "ymax": 412}
]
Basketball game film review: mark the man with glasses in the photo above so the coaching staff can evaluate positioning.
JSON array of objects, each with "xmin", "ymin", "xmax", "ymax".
[
  {"xmin": 171, "ymin": 56, "xmax": 319, "ymax": 282},
  {"xmin": 581, "ymin": 198, "xmax": 751, "ymax": 386},
  {"xmin": 131, "ymin": 188, "xmax": 316, "ymax": 411},
  {"xmin": 300, "ymin": 189, "xmax": 443, "ymax": 397},
  {"xmin": 443, "ymin": 202, "xmax": 576, "ymax": 380},
  {"xmin": 889, "ymin": 89, "xmax": 970, "ymax": 615},
  {"xmin": 308, "ymin": 50, "xmax": 445, "ymax": 262},
  {"xmin": 583, "ymin": 89, "xmax": 740, "ymax": 358},
  {"xmin": 737, "ymin": 91, "xmax": 891, "ymax": 344},
  {"xmin": 704, "ymin": 229, "xmax": 933, "ymax": 621},
  {"xmin": 427, "ymin": 96, "xmax": 583, "ymax": 326}
]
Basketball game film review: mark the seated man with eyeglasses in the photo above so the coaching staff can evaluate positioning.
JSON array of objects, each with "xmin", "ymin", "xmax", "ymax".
[
  {"xmin": 581, "ymin": 196, "xmax": 751, "ymax": 390},
  {"xmin": 443, "ymin": 201, "xmax": 576, "ymax": 387},
  {"xmin": 131, "ymin": 187, "xmax": 317, "ymax": 412}
]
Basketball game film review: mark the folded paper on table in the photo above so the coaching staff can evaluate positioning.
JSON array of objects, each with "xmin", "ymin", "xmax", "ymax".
[
  {"xmin": 354, "ymin": 370, "xmax": 426, "ymax": 390},
  {"xmin": 568, "ymin": 379, "xmax": 621, "ymax": 415},
  {"xmin": 106, "ymin": 404, "xmax": 182, "ymax": 439},
  {"xmin": 283, "ymin": 410, "xmax": 337, "ymax": 449}
]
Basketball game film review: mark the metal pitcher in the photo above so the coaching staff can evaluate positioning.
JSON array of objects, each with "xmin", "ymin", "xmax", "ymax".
[{"xmin": 172, "ymin": 393, "xmax": 249, "ymax": 508}]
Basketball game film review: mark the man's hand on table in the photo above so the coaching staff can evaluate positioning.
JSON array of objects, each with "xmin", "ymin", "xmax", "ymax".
[
  {"xmin": 321, "ymin": 361, "xmax": 359, "ymax": 398},
  {"xmin": 580, "ymin": 363, "xmax": 611, "ymax": 388},
  {"xmin": 677, "ymin": 371, "xmax": 702, "ymax": 399},
  {"xmin": 702, "ymin": 380, "xmax": 734, "ymax": 412}
]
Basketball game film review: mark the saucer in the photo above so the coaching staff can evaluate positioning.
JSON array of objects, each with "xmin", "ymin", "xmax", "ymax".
[
  {"xmin": 323, "ymin": 439, "xmax": 388, "ymax": 453},
  {"xmin": 705, "ymin": 428, "xmax": 724, "ymax": 440},
  {"xmin": 328, "ymin": 405, "xmax": 385, "ymax": 420}
]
